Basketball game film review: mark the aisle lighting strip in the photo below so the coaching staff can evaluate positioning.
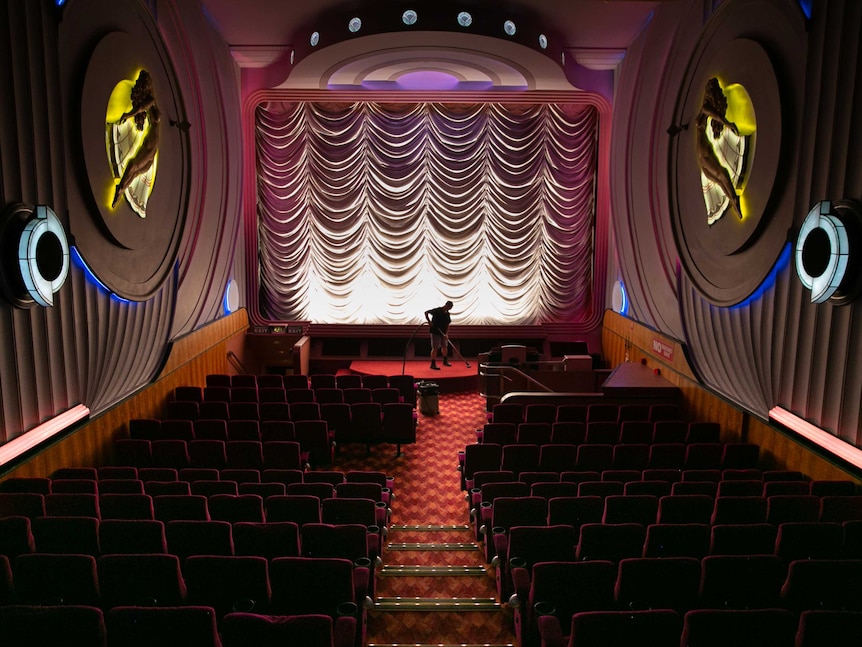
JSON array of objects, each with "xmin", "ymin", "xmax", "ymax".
[{"xmin": 0, "ymin": 404, "xmax": 90, "ymax": 468}]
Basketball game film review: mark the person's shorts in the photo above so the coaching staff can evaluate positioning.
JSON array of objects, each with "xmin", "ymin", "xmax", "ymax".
[{"xmin": 430, "ymin": 331, "xmax": 446, "ymax": 349}]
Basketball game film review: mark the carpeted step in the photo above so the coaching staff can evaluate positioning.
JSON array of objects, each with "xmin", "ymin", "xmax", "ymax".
[{"xmin": 374, "ymin": 597, "xmax": 501, "ymax": 611}]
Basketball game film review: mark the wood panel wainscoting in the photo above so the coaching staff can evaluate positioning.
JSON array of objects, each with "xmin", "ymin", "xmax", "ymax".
[
  {"xmin": 0, "ymin": 310, "xmax": 249, "ymax": 481},
  {"xmin": 602, "ymin": 310, "xmax": 860, "ymax": 485}
]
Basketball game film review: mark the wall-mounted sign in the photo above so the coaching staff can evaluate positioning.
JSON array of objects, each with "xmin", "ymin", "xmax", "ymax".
[
  {"xmin": 0, "ymin": 203, "xmax": 70, "ymax": 308},
  {"xmin": 652, "ymin": 337, "xmax": 674, "ymax": 362}
]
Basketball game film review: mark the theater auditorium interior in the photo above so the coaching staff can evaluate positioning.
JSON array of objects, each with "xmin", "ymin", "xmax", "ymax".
[{"xmin": 1, "ymin": 0, "xmax": 862, "ymax": 645}]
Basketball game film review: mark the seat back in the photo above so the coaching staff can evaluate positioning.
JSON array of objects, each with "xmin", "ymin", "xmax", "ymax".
[
  {"xmin": 97, "ymin": 553, "xmax": 187, "ymax": 609},
  {"xmin": 615, "ymin": 557, "xmax": 701, "ymax": 613},
  {"xmin": 699, "ymin": 554, "xmax": 785, "ymax": 610},
  {"xmin": 105, "ymin": 606, "xmax": 220, "ymax": 647},
  {"xmin": 99, "ymin": 519, "xmax": 167, "ymax": 555},
  {"xmin": 0, "ymin": 604, "xmax": 106, "ymax": 647},
  {"xmin": 184, "ymin": 554, "xmax": 271, "ymax": 618},
  {"xmin": 13, "ymin": 553, "xmax": 101, "ymax": 606}
]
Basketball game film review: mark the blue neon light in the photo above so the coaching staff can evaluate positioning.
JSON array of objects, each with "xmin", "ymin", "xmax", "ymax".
[
  {"xmin": 797, "ymin": 0, "xmax": 812, "ymax": 20},
  {"xmin": 70, "ymin": 246, "xmax": 133, "ymax": 303},
  {"xmin": 730, "ymin": 242, "xmax": 793, "ymax": 309}
]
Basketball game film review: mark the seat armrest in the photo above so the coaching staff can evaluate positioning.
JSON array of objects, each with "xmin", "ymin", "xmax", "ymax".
[{"xmin": 537, "ymin": 614, "xmax": 566, "ymax": 647}]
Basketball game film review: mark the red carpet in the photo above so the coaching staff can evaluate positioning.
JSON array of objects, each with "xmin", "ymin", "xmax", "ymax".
[{"xmin": 328, "ymin": 391, "xmax": 515, "ymax": 645}]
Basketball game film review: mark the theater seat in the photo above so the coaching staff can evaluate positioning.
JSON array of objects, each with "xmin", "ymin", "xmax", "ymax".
[
  {"xmin": 105, "ymin": 606, "xmax": 220, "ymax": 647},
  {"xmin": 680, "ymin": 608, "xmax": 797, "ymax": 647},
  {"xmin": 222, "ymin": 612, "xmax": 355, "ymax": 647},
  {"xmin": 184, "ymin": 555, "xmax": 271, "ymax": 619},
  {"xmin": 0, "ymin": 604, "xmax": 107, "ymax": 647},
  {"xmin": 538, "ymin": 609, "xmax": 682, "ymax": 647}
]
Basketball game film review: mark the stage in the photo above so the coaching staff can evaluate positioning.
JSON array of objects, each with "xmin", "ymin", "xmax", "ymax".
[{"xmin": 348, "ymin": 359, "xmax": 478, "ymax": 393}]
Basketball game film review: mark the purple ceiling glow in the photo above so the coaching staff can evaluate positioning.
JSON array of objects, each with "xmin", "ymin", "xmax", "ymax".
[{"xmin": 396, "ymin": 71, "xmax": 460, "ymax": 90}]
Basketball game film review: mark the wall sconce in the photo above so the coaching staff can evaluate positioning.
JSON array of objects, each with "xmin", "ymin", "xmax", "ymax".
[
  {"xmin": 794, "ymin": 199, "xmax": 862, "ymax": 305},
  {"xmin": 0, "ymin": 203, "xmax": 70, "ymax": 308}
]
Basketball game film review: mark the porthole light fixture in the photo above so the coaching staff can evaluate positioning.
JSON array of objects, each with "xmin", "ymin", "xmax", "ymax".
[
  {"xmin": 457, "ymin": 12, "xmax": 472, "ymax": 28},
  {"xmin": 504, "ymin": 20, "xmax": 517, "ymax": 36},
  {"xmin": 539, "ymin": 34, "xmax": 548, "ymax": 49},
  {"xmin": 310, "ymin": 31, "xmax": 320, "ymax": 46},
  {"xmin": 348, "ymin": 17, "xmax": 362, "ymax": 33},
  {"xmin": 402, "ymin": 10, "xmax": 417, "ymax": 26}
]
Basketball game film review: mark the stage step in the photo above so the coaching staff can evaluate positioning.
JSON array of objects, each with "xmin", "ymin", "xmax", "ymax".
[
  {"xmin": 380, "ymin": 564, "xmax": 487, "ymax": 577},
  {"xmin": 373, "ymin": 597, "xmax": 501, "ymax": 611}
]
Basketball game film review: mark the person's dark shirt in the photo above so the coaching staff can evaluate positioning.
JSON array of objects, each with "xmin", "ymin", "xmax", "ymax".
[{"xmin": 428, "ymin": 307, "xmax": 451, "ymax": 335}]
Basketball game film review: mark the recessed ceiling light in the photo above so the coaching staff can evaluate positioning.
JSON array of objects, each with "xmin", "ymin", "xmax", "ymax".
[
  {"xmin": 504, "ymin": 20, "xmax": 517, "ymax": 36},
  {"xmin": 402, "ymin": 10, "xmax": 417, "ymax": 26},
  {"xmin": 348, "ymin": 17, "xmax": 362, "ymax": 33},
  {"xmin": 457, "ymin": 12, "xmax": 472, "ymax": 28}
]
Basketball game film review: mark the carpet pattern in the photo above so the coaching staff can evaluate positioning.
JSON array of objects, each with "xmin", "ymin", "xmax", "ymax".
[{"xmin": 329, "ymin": 391, "xmax": 515, "ymax": 645}]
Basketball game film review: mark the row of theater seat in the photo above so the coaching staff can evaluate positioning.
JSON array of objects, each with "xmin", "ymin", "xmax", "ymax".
[
  {"xmin": 0, "ymin": 517, "xmax": 381, "ymax": 567},
  {"xmin": 0, "ymin": 554, "xmax": 368, "ymax": 646},
  {"xmin": 115, "ymin": 438, "xmax": 320, "ymax": 471},
  {"xmin": 0, "ymin": 468, "xmax": 393, "ymax": 494},
  {"xmin": 206, "ymin": 371, "xmax": 413, "ymax": 393},
  {"xmin": 459, "ymin": 441, "xmax": 761, "ymax": 487},
  {"xmin": 174, "ymin": 385, "xmax": 413, "ymax": 406},
  {"xmin": 1, "ymin": 605, "xmax": 357, "ymax": 647},
  {"xmin": 146, "ymin": 402, "xmax": 417, "ymax": 456},
  {"xmin": 489, "ymin": 523, "xmax": 862, "ymax": 600},
  {"xmin": 0, "ymin": 489, "xmax": 389, "ymax": 525},
  {"xmin": 487, "ymin": 401, "xmax": 684, "ymax": 425},
  {"xmin": 510, "ymin": 556, "xmax": 862, "ymax": 647},
  {"xmin": 478, "ymin": 419, "xmax": 722, "ymax": 446},
  {"xmin": 535, "ymin": 607, "xmax": 862, "ymax": 647},
  {"xmin": 161, "ymin": 399, "xmax": 413, "ymax": 427}
]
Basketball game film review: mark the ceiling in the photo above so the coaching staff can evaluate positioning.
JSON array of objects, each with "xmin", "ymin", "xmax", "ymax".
[{"xmin": 199, "ymin": 0, "xmax": 666, "ymax": 89}]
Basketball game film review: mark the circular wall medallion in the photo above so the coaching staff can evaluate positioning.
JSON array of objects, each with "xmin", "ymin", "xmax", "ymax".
[
  {"xmin": 63, "ymin": 6, "xmax": 189, "ymax": 302},
  {"xmin": 669, "ymin": 13, "xmax": 802, "ymax": 307}
]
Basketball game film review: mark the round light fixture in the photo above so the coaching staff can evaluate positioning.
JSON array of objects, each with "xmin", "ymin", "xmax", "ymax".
[
  {"xmin": 504, "ymin": 20, "xmax": 516, "ymax": 36},
  {"xmin": 348, "ymin": 17, "xmax": 362, "ymax": 33},
  {"xmin": 539, "ymin": 34, "xmax": 548, "ymax": 50},
  {"xmin": 310, "ymin": 31, "xmax": 320, "ymax": 47},
  {"xmin": 457, "ymin": 12, "xmax": 472, "ymax": 28},
  {"xmin": 402, "ymin": 10, "xmax": 417, "ymax": 26}
]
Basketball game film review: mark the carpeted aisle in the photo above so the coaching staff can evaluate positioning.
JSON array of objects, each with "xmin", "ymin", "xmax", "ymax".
[{"xmin": 330, "ymin": 391, "xmax": 516, "ymax": 646}]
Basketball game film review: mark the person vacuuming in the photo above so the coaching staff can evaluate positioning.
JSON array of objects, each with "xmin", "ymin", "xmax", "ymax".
[{"xmin": 424, "ymin": 300, "xmax": 453, "ymax": 370}]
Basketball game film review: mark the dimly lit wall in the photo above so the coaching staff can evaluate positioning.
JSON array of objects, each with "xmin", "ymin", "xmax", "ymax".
[
  {"xmin": 0, "ymin": 0, "xmax": 245, "ymax": 454},
  {"xmin": 610, "ymin": 0, "xmax": 862, "ymax": 450}
]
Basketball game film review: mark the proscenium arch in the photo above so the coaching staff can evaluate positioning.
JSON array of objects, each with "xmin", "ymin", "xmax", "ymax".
[{"xmin": 240, "ymin": 30, "xmax": 613, "ymax": 335}]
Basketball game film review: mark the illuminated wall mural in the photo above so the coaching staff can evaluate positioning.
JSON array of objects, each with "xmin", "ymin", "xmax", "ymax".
[
  {"xmin": 107, "ymin": 69, "xmax": 160, "ymax": 217},
  {"xmin": 669, "ymin": 36, "xmax": 791, "ymax": 307},
  {"xmin": 696, "ymin": 77, "xmax": 756, "ymax": 225}
]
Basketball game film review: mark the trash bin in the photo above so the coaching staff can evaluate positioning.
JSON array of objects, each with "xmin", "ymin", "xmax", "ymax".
[{"xmin": 417, "ymin": 380, "xmax": 440, "ymax": 416}]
